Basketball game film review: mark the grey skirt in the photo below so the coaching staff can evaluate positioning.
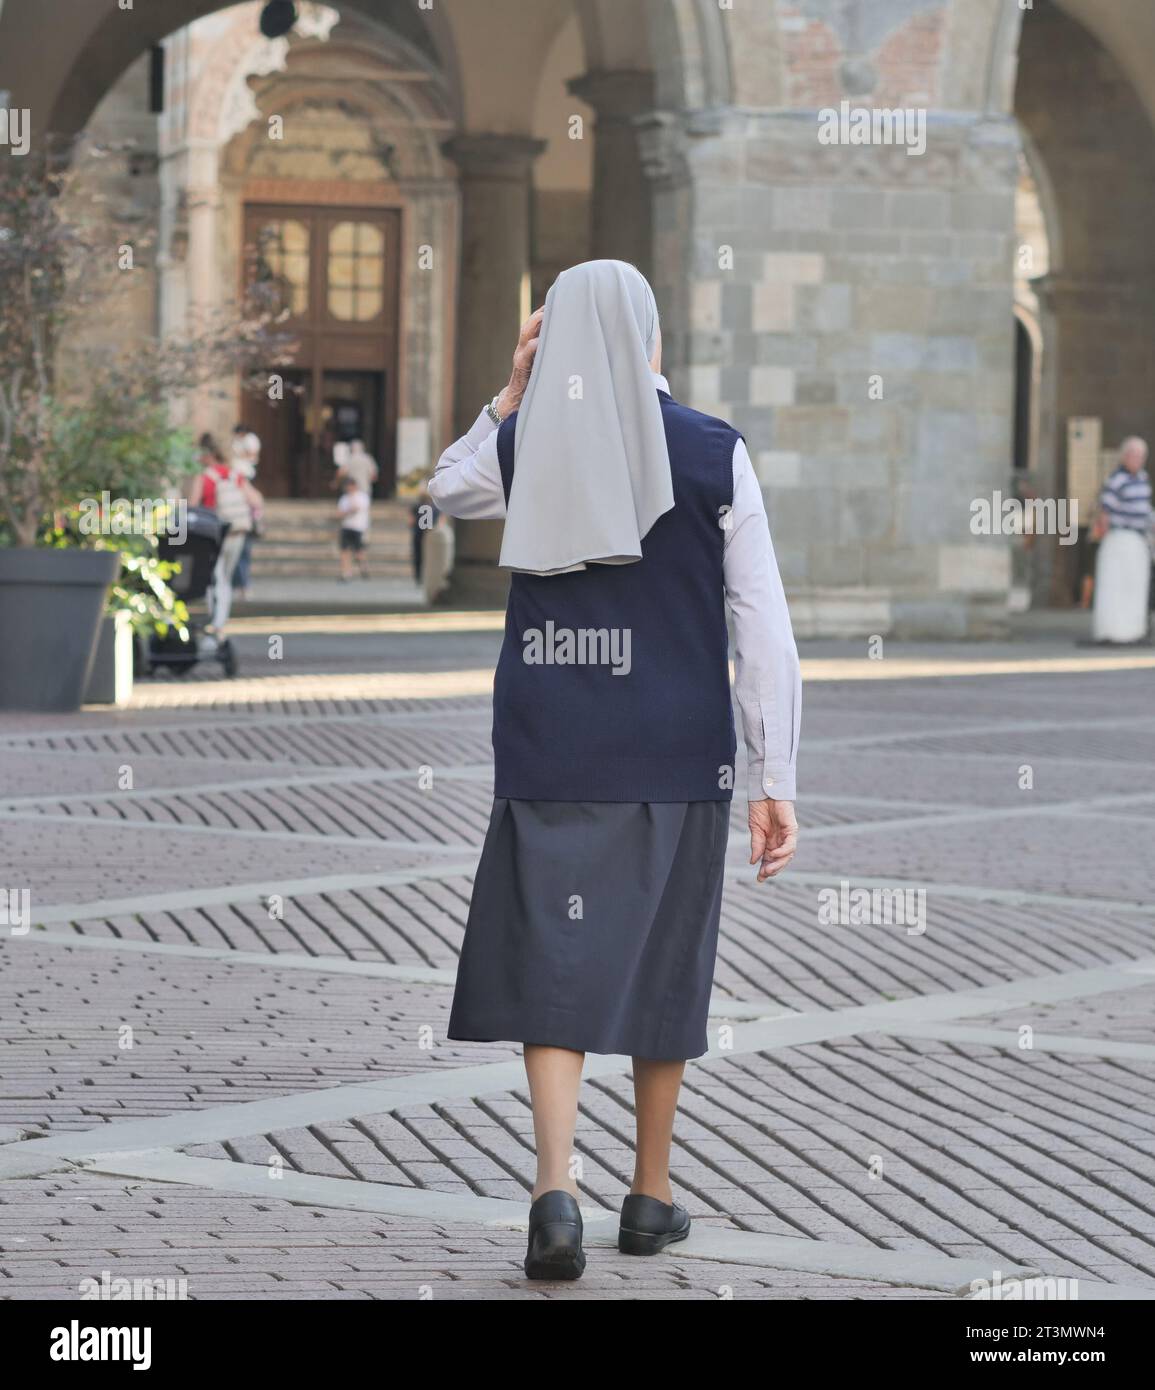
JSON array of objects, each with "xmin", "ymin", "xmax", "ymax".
[{"xmin": 447, "ymin": 797, "xmax": 730, "ymax": 1061}]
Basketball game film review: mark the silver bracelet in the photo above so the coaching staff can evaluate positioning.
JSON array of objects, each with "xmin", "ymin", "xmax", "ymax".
[{"xmin": 485, "ymin": 395, "xmax": 502, "ymax": 426}]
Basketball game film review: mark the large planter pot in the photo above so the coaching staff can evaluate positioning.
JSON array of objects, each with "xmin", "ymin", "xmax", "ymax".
[
  {"xmin": 0, "ymin": 548, "xmax": 120, "ymax": 712},
  {"xmin": 83, "ymin": 611, "xmax": 135, "ymax": 707}
]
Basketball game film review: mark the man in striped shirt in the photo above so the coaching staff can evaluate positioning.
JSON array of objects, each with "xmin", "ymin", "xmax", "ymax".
[
  {"xmin": 1092, "ymin": 437, "xmax": 1152, "ymax": 643},
  {"xmin": 1100, "ymin": 437, "xmax": 1153, "ymax": 530}
]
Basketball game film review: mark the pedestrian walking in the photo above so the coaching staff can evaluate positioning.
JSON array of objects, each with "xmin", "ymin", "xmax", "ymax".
[
  {"xmin": 1091, "ymin": 437, "xmax": 1152, "ymax": 643},
  {"xmin": 230, "ymin": 423, "xmax": 262, "ymax": 599},
  {"xmin": 188, "ymin": 433, "xmax": 262, "ymax": 637},
  {"xmin": 230, "ymin": 422, "xmax": 261, "ymax": 480},
  {"xmin": 336, "ymin": 437, "xmax": 379, "ymax": 497},
  {"xmin": 336, "ymin": 476, "xmax": 370, "ymax": 581},
  {"xmin": 429, "ymin": 260, "xmax": 800, "ymax": 1280}
]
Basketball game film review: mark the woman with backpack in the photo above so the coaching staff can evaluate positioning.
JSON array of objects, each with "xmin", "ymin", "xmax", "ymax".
[{"xmin": 187, "ymin": 434, "xmax": 263, "ymax": 636}]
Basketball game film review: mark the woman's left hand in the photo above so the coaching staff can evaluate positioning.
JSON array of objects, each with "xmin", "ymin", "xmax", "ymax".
[{"xmin": 749, "ymin": 798, "xmax": 797, "ymax": 881}]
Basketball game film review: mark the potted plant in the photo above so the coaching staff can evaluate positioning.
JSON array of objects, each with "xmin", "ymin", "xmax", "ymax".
[
  {"xmin": 0, "ymin": 150, "xmax": 117, "ymax": 710},
  {"xmin": 78, "ymin": 526, "xmax": 192, "ymax": 706},
  {"xmin": 0, "ymin": 145, "xmax": 290, "ymax": 711}
]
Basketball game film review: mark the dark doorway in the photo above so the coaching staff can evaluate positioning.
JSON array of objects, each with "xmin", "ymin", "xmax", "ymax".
[
  {"xmin": 242, "ymin": 369, "xmax": 307, "ymax": 499},
  {"xmin": 319, "ymin": 371, "xmax": 386, "ymax": 497}
]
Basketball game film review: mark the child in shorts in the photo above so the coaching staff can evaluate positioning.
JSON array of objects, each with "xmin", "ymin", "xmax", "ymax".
[{"xmin": 337, "ymin": 476, "xmax": 370, "ymax": 580}]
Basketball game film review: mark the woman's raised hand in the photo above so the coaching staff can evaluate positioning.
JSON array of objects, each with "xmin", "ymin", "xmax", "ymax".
[{"xmin": 496, "ymin": 307, "xmax": 544, "ymax": 418}]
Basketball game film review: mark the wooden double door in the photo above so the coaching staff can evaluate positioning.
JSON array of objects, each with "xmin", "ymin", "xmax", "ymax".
[{"xmin": 241, "ymin": 204, "xmax": 401, "ymax": 498}]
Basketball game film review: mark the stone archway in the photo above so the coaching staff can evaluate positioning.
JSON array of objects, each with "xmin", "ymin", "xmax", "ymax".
[
  {"xmin": 1011, "ymin": 0, "xmax": 1155, "ymax": 604},
  {"xmin": 29, "ymin": 0, "xmax": 460, "ymax": 139},
  {"xmin": 53, "ymin": 3, "xmax": 465, "ymax": 496},
  {"xmin": 1, "ymin": 0, "xmax": 736, "ymax": 387},
  {"xmin": 2, "ymin": 0, "xmax": 736, "ymax": 562},
  {"xmin": 21, "ymin": 0, "xmax": 1155, "ymax": 629},
  {"xmin": 0, "ymin": 0, "xmax": 733, "ymax": 138},
  {"xmin": 585, "ymin": 0, "xmax": 738, "ymax": 111},
  {"xmin": 193, "ymin": 7, "xmax": 460, "ymax": 493}
]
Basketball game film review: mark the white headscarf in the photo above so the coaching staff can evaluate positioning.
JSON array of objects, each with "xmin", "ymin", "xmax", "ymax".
[{"xmin": 498, "ymin": 259, "xmax": 674, "ymax": 576}]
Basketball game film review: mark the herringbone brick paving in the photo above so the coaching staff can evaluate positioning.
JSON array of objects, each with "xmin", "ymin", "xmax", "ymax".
[{"xmin": 2, "ymin": 631, "xmax": 1154, "ymax": 1299}]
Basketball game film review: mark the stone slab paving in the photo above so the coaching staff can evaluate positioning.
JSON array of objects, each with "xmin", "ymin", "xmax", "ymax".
[
  {"xmin": 967, "ymin": 984, "xmax": 1155, "ymax": 1046},
  {"xmin": 0, "ymin": 939, "xmax": 518, "ymax": 1135},
  {"xmin": 0, "ymin": 749, "xmax": 303, "ymax": 799},
  {"xmin": 2, "ymin": 820, "xmax": 445, "ymax": 909},
  {"xmin": 0, "ymin": 708, "xmax": 495, "ymax": 771},
  {"xmin": 796, "ymin": 812, "xmax": 1155, "ymax": 905},
  {"xmin": 0, "ymin": 1173, "xmax": 952, "ymax": 1300},
  {"xmin": 714, "ymin": 881, "xmax": 1152, "ymax": 1008},
  {"xmin": 2, "ymin": 638, "xmax": 1155, "ymax": 1299},
  {"xmin": 8, "ymin": 774, "xmax": 497, "ymax": 848},
  {"xmin": 799, "ymin": 744, "xmax": 1155, "ymax": 808},
  {"xmin": 22, "ymin": 876, "xmax": 479, "ymax": 964},
  {"xmin": 181, "ymin": 1036, "xmax": 1155, "ymax": 1287}
]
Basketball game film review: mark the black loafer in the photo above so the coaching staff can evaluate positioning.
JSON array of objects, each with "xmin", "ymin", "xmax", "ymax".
[
  {"xmin": 524, "ymin": 1190, "xmax": 586, "ymax": 1280},
  {"xmin": 618, "ymin": 1193, "xmax": 691, "ymax": 1256}
]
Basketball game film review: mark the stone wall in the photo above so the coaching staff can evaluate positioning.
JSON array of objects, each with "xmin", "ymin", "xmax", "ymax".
[
  {"xmin": 58, "ymin": 55, "xmax": 161, "ymax": 382},
  {"xmin": 663, "ymin": 105, "xmax": 1019, "ymax": 638}
]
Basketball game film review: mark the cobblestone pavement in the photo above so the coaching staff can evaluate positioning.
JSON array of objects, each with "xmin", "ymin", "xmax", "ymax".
[{"xmin": 2, "ymin": 620, "xmax": 1155, "ymax": 1301}]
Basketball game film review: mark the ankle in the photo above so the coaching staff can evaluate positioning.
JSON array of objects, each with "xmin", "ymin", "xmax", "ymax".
[
  {"xmin": 630, "ymin": 1179, "xmax": 673, "ymax": 1204},
  {"xmin": 532, "ymin": 1180, "xmax": 579, "ymax": 1201}
]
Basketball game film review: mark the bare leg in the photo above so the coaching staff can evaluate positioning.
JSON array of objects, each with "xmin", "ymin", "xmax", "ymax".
[
  {"xmin": 210, "ymin": 534, "xmax": 243, "ymax": 632},
  {"xmin": 523, "ymin": 1044, "xmax": 584, "ymax": 1199},
  {"xmin": 631, "ymin": 1058, "xmax": 685, "ymax": 1204}
]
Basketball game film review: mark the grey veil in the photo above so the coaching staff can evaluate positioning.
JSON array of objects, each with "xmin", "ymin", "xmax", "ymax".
[{"xmin": 498, "ymin": 259, "xmax": 674, "ymax": 576}]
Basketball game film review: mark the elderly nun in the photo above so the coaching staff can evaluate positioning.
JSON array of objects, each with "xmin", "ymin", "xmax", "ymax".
[{"xmin": 430, "ymin": 259, "xmax": 800, "ymax": 1280}]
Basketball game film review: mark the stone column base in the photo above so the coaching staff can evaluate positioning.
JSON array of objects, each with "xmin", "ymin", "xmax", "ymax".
[{"xmin": 787, "ymin": 587, "xmax": 1011, "ymax": 640}]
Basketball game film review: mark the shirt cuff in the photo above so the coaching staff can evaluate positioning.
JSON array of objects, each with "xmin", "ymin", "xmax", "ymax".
[
  {"xmin": 747, "ymin": 761, "xmax": 795, "ymax": 802},
  {"xmin": 465, "ymin": 406, "xmax": 499, "ymax": 447}
]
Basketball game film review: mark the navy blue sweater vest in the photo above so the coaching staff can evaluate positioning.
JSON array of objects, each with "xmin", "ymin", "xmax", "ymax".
[{"xmin": 492, "ymin": 390, "xmax": 740, "ymax": 802}]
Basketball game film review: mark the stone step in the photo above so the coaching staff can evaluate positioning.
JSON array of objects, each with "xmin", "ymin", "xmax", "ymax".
[
  {"xmin": 258, "ymin": 515, "xmax": 406, "ymax": 531},
  {"xmin": 259, "ymin": 499, "xmax": 412, "ymax": 518},
  {"xmin": 254, "ymin": 539, "xmax": 411, "ymax": 557},
  {"xmin": 250, "ymin": 560, "xmax": 413, "ymax": 578},
  {"xmin": 257, "ymin": 499, "xmax": 414, "ymax": 513},
  {"xmin": 253, "ymin": 547, "xmax": 410, "ymax": 574},
  {"xmin": 250, "ymin": 499, "xmax": 413, "ymax": 577},
  {"xmin": 256, "ymin": 510, "xmax": 409, "ymax": 524},
  {"xmin": 254, "ymin": 527, "xmax": 413, "ymax": 546},
  {"xmin": 245, "ymin": 499, "xmax": 427, "ymax": 580}
]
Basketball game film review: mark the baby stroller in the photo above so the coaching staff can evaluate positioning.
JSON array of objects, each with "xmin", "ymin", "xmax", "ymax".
[{"xmin": 142, "ymin": 507, "xmax": 239, "ymax": 678}]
